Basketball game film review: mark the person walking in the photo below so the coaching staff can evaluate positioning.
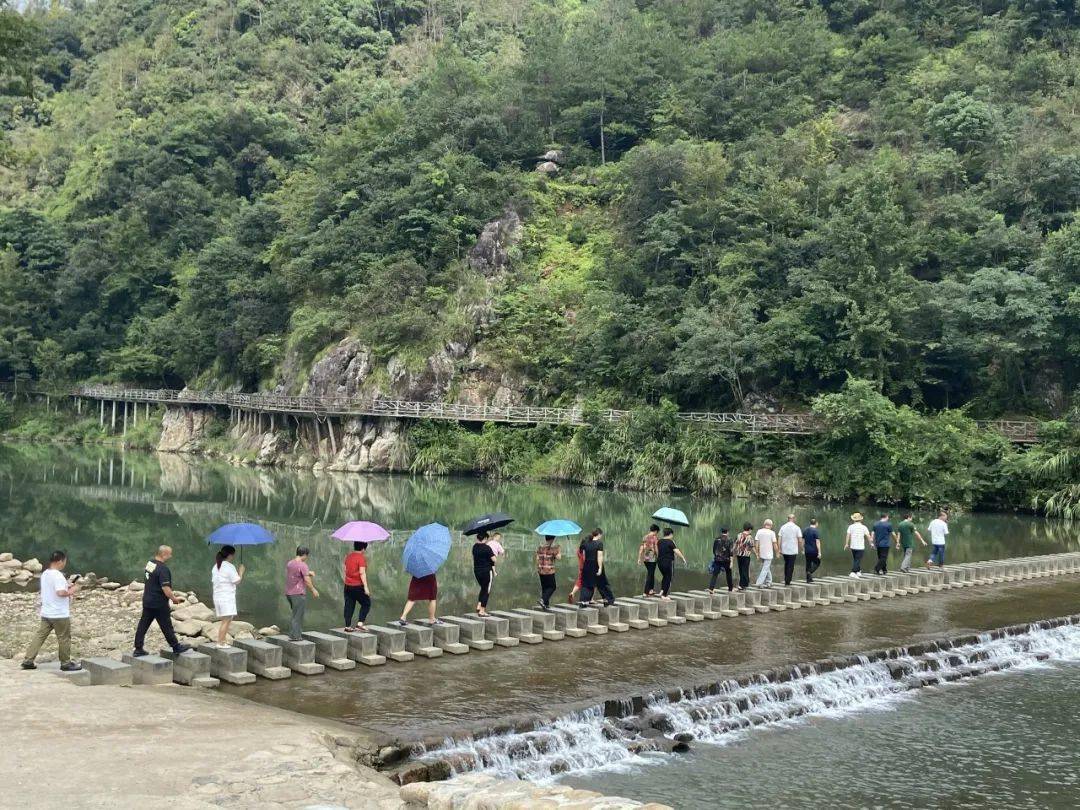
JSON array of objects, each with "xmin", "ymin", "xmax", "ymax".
[
  {"xmin": 535, "ymin": 535, "xmax": 562, "ymax": 610},
  {"xmin": 134, "ymin": 546, "xmax": 190, "ymax": 657},
  {"xmin": 285, "ymin": 546, "xmax": 319, "ymax": 641},
  {"xmin": 926, "ymin": 510, "xmax": 949, "ymax": 568},
  {"xmin": 21, "ymin": 550, "xmax": 82, "ymax": 671},
  {"xmin": 578, "ymin": 528, "xmax": 615, "ymax": 607},
  {"xmin": 845, "ymin": 513, "xmax": 871, "ymax": 578},
  {"xmin": 708, "ymin": 528, "xmax": 734, "ymax": 593},
  {"xmin": 872, "ymin": 513, "xmax": 896, "ymax": 575},
  {"xmin": 343, "ymin": 541, "xmax": 372, "ymax": 631},
  {"xmin": 568, "ymin": 538, "xmax": 585, "ymax": 604},
  {"xmin": 657, "ymin": 528, "xmax": 688, "ymax": 598},
  {"xmin": 896, "ymin": 512, "xmax": 926, "ymax": 573},
  {"xmin": 398, "ymin": 572, "xmax": 442, "ymax": 626},
  {"xmin": 778, "ymin": 514, "xmax": 803, "ymax": 586},
  {"xmin": 754, "ymin": 519, "xmax": 779, "ymax": 587},
  {"xmin": 803, "ymin": 518, "xmax": 822, "ymax": 582},
  {"xmin": 637, "ymin": 524, "xmax": 660, "ymax": 597},
  {"xmin": 472, "ymin": 531, "xmax": 496, "ymax": 616},
  {"xmin": 211, "ymin": 545, "xmax": 244, "ymax": 647},
  {"xmin": 734, "ymin": 522, "xmax": 755, "ymax": 590}
]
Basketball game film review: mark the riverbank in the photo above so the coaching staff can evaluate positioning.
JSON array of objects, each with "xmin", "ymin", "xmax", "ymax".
[{"xmin": 5, "ymin": 387, "xmax": 1075, "ymax": 511}]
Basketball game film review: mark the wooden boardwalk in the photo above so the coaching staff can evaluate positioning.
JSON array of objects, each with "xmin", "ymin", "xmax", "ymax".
[{"xmin": 1, "ymin": 382, "xmax": 1044, "ymax": 442}]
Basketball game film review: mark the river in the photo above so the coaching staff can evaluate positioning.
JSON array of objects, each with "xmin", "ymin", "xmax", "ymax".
[
  {"xmin": 2, "ymin": 444, "xmax": 1078, "ymax": 807},
  {"xmin": 0, "ymin": 444, "xmax": 1071, "ymax": 632}
]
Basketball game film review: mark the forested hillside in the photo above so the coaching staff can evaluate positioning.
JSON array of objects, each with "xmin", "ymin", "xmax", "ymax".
[{"xmin": 1, "ymin": 0, "xmax": 1079, "ymax": 419}]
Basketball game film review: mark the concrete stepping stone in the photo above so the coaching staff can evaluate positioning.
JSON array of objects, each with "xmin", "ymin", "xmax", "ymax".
[
  {"xmin": 545, "ymin": 607, "xmax": 588, "ymax": 637},
  {"xmin": 327, "ymin": 628, "xmax": 387, "ymax": 665},
  {"xmin": 800, "ymin": 582, "xmax": 832, "ymax": 606},
  {"xmin": 489, "ymin": 611, "xmax": 544, "ymax": 644},
  {"xmin": 771, "ymin": 585, "xmax": 804, "ymax": 609},
  {"xmin": 202, "ymin": 644, "xmax": 257, "ymax": 685},
  {"xmin": 610, "ymin": 600, "xmax": 649, "ymax": 629},
  {"xmin": 668, "ymin": 593, "xmax": 705, "ymax": 621},
  {"xmin": 723, "ymin": 591, "xmax": 757, "ymax": 616},
  {"xmin": 441, "ymin": 616, "xmax": 495, "ymax": 650},
  {"xmin": 397, "ymin": 624, "xmax": 444, "ymax": 658},
  {"xmin": 364, "ymin": 626, "xmax": 417, "ymax": 661},
  {"xmin": 302, "ymin": 631, "xmax": 357, "ymax": 670},
  {"xmin": 231, "ymin": 638, "xmax": 291, "ymax": 680},
  {"xmin": 672, "ymin": 592, "xmax": 718, "ymax": 619},
  {"xmin": 120, "ymin": 652, "xmax": 175, "ymax": 685},
  {"xmin": 596, "ymin": 604, "xmax": 629, "ymax": 632},
  {"xmin": 82, "ymin": 657, "xmax": 133, "ymax": 687},
  {"xmin": 265, "ymin": 635, "xmax": 327, "ymax": 674},
  {"xmin": 159, "ymin": 649, "xmax": 219, "ymax": 688},
  {"xmin": 511, "ymin": 608, "xmax": 566, "ymax": 640},
  {"xmin": 37, "ymin": 660, "xmax": 91, "ymax": 686},
  {"xmin": 651, "ymin": 597, "xmax": 685, "ymax": 623},
  {"xmin": 426, "ymin": 621, "xmax": 469, "ymax": 654},
  {"xmin": 462, "ymin": 614, "xmax": 520, "ymax": 647},
  {"xmin": 550, "ymin": 604, "xmax": 607, "ymax": 634},
  {"xmin": 620, "ymin": 597, "xmax": 667, "ymax": 626},
  {"xmin": 689, "ymin": 591, "xmax": 739, "ymax": 618}
]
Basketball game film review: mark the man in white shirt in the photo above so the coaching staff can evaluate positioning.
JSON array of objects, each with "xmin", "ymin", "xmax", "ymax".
[
  {"xmin": 754, "ymin": 519, "xmax": 779, "ymax": 587},
  {"xmin": 22, "ymin": 550, "xmax": 82, "ymax": 671},
  {"xmin": 926, "ymin": 511, "xmax": 949, "ymax": 569},
  {"xmin": 778, "ymin": 514, "xmax": 803, "ymax": 586},
  {"xmin": 844, "ymin": 512, "xmax": 871, "ymax": 578}
]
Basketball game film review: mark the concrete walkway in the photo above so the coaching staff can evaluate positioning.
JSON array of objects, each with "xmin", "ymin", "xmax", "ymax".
[{"xmin": 0, "ymin": 659, "xmax": 402, "ymax": 810}]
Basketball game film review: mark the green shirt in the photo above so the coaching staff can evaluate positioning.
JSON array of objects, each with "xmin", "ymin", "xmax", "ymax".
[{"xmin": 897, "ymin": 519, "xmax": 916, "ymax": 550}]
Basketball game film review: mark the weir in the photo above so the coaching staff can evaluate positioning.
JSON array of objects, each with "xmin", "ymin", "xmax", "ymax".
[{"xmin": 412, "ymin": 614, "xmax": 1080, "ymax": 783}]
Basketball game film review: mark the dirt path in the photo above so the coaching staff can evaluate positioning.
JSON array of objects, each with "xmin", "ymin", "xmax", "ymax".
[{"xmin": 0, "ymin": 659, "xmax": 403, "ymax": 810}]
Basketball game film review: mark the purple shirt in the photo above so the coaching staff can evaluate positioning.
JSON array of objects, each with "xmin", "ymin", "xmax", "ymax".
[{"xmin": 285, "ymin": 559, "xmax": 310, "ymax": 596}]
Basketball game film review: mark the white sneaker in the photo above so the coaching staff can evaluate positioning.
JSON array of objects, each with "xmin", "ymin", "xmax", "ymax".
[{"xmin": 849, "ymin": 572, "xmax": 858, "ymax": 578}]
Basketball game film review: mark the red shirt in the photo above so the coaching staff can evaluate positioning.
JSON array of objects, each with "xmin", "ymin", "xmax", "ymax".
[{"xmin": 344, "ymin": 551, "xmax": 367, "ymax": 587}]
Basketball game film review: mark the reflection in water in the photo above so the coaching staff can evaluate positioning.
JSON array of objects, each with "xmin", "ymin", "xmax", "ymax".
[{"xmin": 0, "ymin": 443, "xmax": 1075, "ymax": 631}]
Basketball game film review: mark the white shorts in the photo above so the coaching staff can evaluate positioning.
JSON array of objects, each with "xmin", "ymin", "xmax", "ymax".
[{"xmin": 213, "ymin": 595, "xmax": 237, "ymax": 618}]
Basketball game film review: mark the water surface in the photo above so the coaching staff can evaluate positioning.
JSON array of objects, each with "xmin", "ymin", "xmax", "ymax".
[{"xmin": 0, "ymin": 444, "xmax": 1073, "ymax": 634}]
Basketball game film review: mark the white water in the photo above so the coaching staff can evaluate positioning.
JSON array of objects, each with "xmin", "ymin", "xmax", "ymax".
[{"xmin": 419, "ymin": 621, "xmax": 1080, "ymax": 782}]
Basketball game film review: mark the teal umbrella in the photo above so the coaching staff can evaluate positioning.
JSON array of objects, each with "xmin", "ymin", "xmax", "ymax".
[{"xmin": 652, "ymin": 507, "xmax": 689, "ymax": 527}]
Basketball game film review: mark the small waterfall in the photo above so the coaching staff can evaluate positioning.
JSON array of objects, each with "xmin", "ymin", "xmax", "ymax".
[{"xmin": 415, "ymin": 619, "xmax": 1080, "ymax": 783}]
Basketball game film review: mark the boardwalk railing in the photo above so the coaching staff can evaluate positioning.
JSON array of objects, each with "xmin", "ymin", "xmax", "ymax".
[{"xmin": 0, "ymin": 381, "xmax": 1045, "ymax": 442}]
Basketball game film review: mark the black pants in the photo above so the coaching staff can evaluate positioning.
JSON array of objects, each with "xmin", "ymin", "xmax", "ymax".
[
  {"xmin": 475, "ymin": 569, "xmax": 492, "ymax": 608},
  {"xmin": 737, "ymin": 556, "xmax": 751, "ymax": 589},
  {"xmin": 805, "ymin": 553, "xmax": 821, "ymax": 581},
  {"xmin": 874, "ymin": 546, "xmax": 889, "ymax": 574},
  {"xmin": 134, "ymin": 605, "xmax": 179, "ymax": 651},
  {"xmin": 343, "ymin": 584, "xmax": 371, "ymax": 626},
  {"xmin": 709, "ymin": 561, "xmax": 733, "ymax": 591},
  {"xmin": 851, "ymin": 548, "xmax": 865, "ymax": 573},
  {"xmin": 658, "ymin": 560, "xmax": 674, "ymax": 596},
  {"xmin": 782, "ymin": 553, "xmax": 797, "ymax": 585},
  {"xmin": 539, "ymin": 573, "xmax": 557, "ymax": 607},
  {"xmin": 579, "ymin": 561, "xmax": 615, "ymax": 605},
  {"xmin": 643, "ymin": 561, "xmax": 657, "ymax": 595}
]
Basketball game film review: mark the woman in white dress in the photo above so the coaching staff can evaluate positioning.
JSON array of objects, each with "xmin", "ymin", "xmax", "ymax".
[{"xmin": 211, "ymin": 545, "xmax": 244, "ymax": 646}]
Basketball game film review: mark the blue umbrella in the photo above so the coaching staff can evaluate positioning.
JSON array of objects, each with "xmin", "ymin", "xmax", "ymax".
[
  {"xmin": 535, "ymin": 519, "xmax": 582, "ymax": 537},
  {"xmin": 652, "ymin": 507, "xmax": 690, "ymax": 527},
  {"xmin": 402, "ymin": 523, "xmax": 452, "ymax": 578},
  {"xmin": 206, "ymin": 523, "xmax": 275, "ymax": 563}
]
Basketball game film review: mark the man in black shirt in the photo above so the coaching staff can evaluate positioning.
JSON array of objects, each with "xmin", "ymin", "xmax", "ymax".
[
  {"xmin": 133, "ymin": 545, "xmax": 191, "ymax": 656},
  {"xmin": 578, "ymin": 529, "xmax": 615, "ymax": 607},
  {"xmin": 803, "ymin": 518, "xmax": 822, "ymax": 582}
]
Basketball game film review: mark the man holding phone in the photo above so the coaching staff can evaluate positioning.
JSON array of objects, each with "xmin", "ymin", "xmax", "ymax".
[{"xmin": 21, "ymin": 550, "xmax": 82, "ymax": 671}]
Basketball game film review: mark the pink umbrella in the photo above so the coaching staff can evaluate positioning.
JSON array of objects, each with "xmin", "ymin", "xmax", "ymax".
[
  {"xmin": 488, "ymin": 540, "xmax": 505, "ymax": 557},
  {"xmin": 332, "ymin": 521, "xmax": 391, "ymax": 543}
]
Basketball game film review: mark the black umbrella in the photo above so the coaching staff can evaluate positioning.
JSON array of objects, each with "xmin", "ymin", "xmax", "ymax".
[{"xmin": 462, "ymin": 512, "xmax": 515, "ymax": 536}]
